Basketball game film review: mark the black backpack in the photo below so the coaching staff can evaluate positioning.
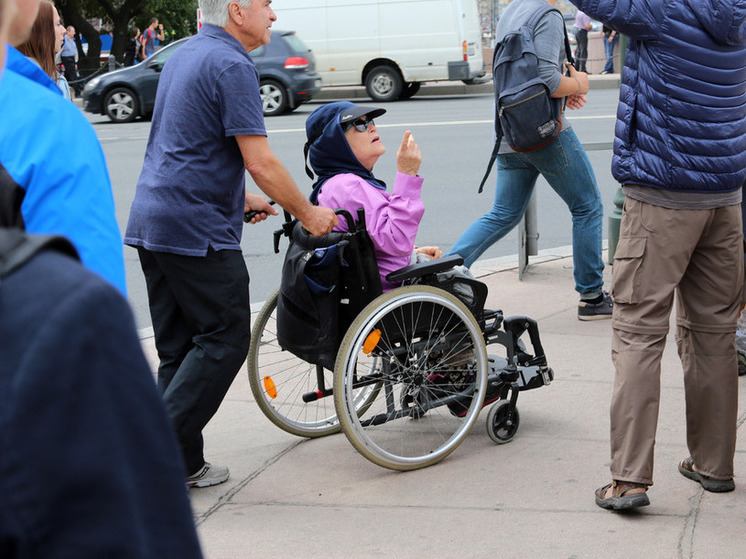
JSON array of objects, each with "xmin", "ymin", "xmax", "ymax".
[
  {"xmin": 275, "ymin": 209, "xmax": 382, "ymax": 371},
  {"xmin": 478, "ymin": 5, "xmax": 574, "ymax": 193}
]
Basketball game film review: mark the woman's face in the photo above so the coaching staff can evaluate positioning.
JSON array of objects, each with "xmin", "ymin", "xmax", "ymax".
[
  {"xmin": 52, "ymin": 6, "xmax": 64, "ymax": 53},
  {"xmin": 344, "ymin": 116, "xmax": 386, "ymax": 171}
]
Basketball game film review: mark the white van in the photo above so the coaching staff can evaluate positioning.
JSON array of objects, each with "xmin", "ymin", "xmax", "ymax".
[{"xmin": 272, "ymin": 0, "xmax": 485, "ymax": 101}]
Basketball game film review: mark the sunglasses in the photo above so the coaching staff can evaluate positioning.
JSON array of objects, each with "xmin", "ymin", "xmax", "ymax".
[{"xmin": 343, "ymin": 117, "xmax": 374, "ymax": 133}]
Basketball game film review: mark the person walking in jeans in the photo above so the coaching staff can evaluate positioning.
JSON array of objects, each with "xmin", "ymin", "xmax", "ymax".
[
  {"xmin": 573, "ymin": 9, "xmax": 592, "ymax": 72},
  {"xmin": 571, "ymin": 0, "xmax": 746, "ymax": 510},
  {"xmin": 448, "ymin": 0, "xmax": 609, "ymax": 321},
  {"xmin": 601, "ymin": 23, "xmax": 618, "ymax": 74}
]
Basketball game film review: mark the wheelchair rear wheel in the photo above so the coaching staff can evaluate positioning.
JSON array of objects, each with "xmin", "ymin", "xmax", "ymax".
[
  {"xmin": 248, "ymin": 290, "xmax": 380, "ymax": 438},
  {"xmin": 334, "ymin": 286, "xmax": 488, "ymax": 470}
]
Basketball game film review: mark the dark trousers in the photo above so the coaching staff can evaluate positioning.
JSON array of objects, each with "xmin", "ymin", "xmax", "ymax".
[
  {"xmin": 60, "ymin": 56, "xmax": 81, "ymax": 95},
  {"xmin": 137, "ymin": 247, "xmax": 251, "ymax": 474},
  {"xmin": 575, "ymin": 29, "xmax": 588, "ymax": 73}
]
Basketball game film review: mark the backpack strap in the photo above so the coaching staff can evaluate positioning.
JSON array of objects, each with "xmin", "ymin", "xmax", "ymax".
[
  {"xmin": 0, "ymin": 229, "xmax": 78, "ymax": 280},
  {"xmin": 0, "ymin": 162, "xmax": 26, "ymax": 229},
  {"xmin": 477, "ymin": 142, "xmax": 499, "ymax": 194}
]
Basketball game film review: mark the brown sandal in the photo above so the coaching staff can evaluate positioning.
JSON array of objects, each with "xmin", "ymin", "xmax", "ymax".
[
  {"xmin": 678, "ymin": 457, "xmax": 734, "ymax": 493},
  {"xmin": 595, "ymin": 480, "xmax": 649, "ymax": 510}
]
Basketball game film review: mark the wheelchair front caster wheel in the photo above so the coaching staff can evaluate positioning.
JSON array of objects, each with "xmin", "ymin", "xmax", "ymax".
[{"xmin": 487, "ymin": 401, "xmax": 519, "ymax": 444}]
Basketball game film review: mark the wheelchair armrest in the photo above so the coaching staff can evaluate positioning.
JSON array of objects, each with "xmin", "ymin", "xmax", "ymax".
[{"xmin": 386, "ymin": 254, "xmax": 465, "ymax": 283}]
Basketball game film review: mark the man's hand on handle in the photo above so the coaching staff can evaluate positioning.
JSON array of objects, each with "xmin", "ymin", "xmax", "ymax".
[{"xmin": 300, "ymin": 205, "xmax": 338, "ymax": 237}]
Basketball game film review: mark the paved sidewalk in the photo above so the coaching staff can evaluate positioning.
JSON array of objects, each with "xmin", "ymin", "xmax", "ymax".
[{"xmin": 140, "ymin": 250, "xmax": 746, "ymax": 559}]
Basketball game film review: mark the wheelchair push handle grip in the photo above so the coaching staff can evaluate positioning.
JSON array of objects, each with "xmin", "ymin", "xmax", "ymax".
[
  {"xmin": 298, "ymin": 208, "xmax": 355, "ymax": 236},
  {"xmin": 244, "ymin": 200, "xmax": 276, "ymax": 223}
]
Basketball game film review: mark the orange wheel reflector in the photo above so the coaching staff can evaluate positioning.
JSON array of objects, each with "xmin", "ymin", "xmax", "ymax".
[
  {"xmin": 363, "ymin": 329, "xmax": 382, "ymax": 354},
  {"xmin": 263, "ymin": 376, "xmax": 278, "ymax": 399}
]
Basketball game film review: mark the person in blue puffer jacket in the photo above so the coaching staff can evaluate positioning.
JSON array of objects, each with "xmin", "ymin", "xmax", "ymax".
[{"xmin": 571, "ymin": 0, "xmax": 746, "ymax": 510}]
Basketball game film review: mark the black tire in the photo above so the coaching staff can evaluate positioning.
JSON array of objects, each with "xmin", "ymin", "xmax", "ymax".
[
  {"xmin": 399, "ymin": 82, "xmax": 421, "ymax": 100},
  {"xmin": 104, "ymin": 87, "xmax": 138, "ymax": 123},
  {"xmin": 334, "ymin": 286, "xmax": 488, "ymax": 470},
  {"xmin": 486, "ymin": 400, "xmax": 520, "ymax": 444},
  {"xmin": 259, "ymin": 79, "xmax": 288, "ymax": 116},
  {"xmin": 365, "ymin": 65, "xmax": 403, "ymax": 102}
]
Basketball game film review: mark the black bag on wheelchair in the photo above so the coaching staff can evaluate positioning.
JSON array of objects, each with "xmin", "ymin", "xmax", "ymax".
[{"xmin": 276, "ymin": 210, "xmax": 382, "ymax": 371}]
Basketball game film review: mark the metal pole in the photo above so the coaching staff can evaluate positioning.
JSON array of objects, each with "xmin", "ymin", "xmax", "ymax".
[{"xmin": 518, "ymin": 191, "xmax": 539, "ymax": 280}]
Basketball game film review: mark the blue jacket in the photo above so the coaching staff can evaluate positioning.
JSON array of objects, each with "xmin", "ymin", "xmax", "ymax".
[
  {"xmin": 571, "ymin": 0, "xmax": 746, "ymax": 193},
  {"xmin": 0, "ymin": 46, "xmax": 127, "ymax": 293}
]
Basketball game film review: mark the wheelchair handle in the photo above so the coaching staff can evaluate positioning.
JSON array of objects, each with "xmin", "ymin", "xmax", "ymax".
[
  {"xmin": 244, "ymin": 200, "xmax": 276, "ymax": 223},
  {"xmin": 335, "ymin": 208, "xmax": 356, "ymax": 231}
]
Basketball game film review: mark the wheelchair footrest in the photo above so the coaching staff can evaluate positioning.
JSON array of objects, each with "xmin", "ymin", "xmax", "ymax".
[{"xmin": 515, "ymin": 366, "xmax": 553, "ymax": 391}]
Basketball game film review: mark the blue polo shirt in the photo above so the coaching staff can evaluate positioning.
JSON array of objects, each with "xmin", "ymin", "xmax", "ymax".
[
  {"xmin": 124, "ymin": 25, "xmax": 266, "ymax": 256},
  {"xmin": 0, "ymin": 46, "xmax": 127, "ymax": 294}
]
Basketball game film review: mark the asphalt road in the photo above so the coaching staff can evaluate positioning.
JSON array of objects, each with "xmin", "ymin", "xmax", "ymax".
[{"xmin": 85, "ymin": 88, "xmax": 621, "ymax": 330}]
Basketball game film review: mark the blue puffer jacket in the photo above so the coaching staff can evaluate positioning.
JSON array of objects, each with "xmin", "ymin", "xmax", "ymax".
[{"xmin": 571, "ymin": 0, "xmax": 746, "ymax": 193}]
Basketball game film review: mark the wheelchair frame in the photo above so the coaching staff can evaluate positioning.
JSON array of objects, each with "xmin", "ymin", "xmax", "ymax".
[{"xmin": 247, "ymin": 210, "xmax": 553, "ymax": 471}]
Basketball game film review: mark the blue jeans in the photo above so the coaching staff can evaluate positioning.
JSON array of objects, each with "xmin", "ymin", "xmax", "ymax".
[
  {"xmin": 448, "ymin": 128, "xmax": 605, "ymax": 296},
  {"xmin": 603, "ymin": 34, "xmax": 618, "ymax": 73}
]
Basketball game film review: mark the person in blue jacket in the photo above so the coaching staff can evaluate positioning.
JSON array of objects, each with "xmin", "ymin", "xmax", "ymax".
[
  {"xmin": 0, "ymin": 0, "xmax": 203, "ymax": 556},
  {"xmin": 570, "ymin": 0, "xmax": 746, "ymax": 510},
  {"xmin": 0, "ymin": 2, "xmax": 126, "ymax": 294}
]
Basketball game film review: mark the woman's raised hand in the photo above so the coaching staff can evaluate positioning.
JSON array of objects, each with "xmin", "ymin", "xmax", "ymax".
[{"xmin": 396, "ymin": 130, "xmax": 421, "ymax": 176}]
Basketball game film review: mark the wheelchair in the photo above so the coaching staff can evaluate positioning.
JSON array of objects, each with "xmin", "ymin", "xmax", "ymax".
[{"xmin": 247, "ymin": 209, "xmax": 554, "ymax": 471}]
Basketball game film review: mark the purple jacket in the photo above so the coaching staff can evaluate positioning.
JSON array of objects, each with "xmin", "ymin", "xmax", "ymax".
[{"xmin": 316, "ymin": 171, "xmax": 425, "ymax": 291}]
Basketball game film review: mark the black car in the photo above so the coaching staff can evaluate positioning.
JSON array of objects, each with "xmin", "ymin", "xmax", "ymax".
[
  {"xmin": 249, "ymin": 30, "xmax": 322, "ymax": 116},
  {"xmin": 82, "ymin": 30, "xmax": 322, "ymax": 123}
]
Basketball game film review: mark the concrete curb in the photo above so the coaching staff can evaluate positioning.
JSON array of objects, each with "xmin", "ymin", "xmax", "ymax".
[{"xmin": 314, "ymin": 73, "xmax": 620, "ymax": 101}]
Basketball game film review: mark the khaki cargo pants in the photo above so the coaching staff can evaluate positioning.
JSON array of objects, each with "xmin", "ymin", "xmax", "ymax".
[{"xmin": 610, "ymin": 196, "xmax": 743, "ymax": 485}]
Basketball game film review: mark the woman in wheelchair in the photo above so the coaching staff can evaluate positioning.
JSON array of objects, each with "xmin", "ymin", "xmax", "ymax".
[
  {"xmin": 303, "ymin": 101, "xmax": 443, "ymax": 291},
  {"xmin": 244, "ymin": 103, "xmax": 554, "ymax": 472}
]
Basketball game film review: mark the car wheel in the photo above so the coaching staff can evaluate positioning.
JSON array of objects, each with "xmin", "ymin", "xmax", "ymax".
[
  {"xmin": 259, "ymin": 79, "xmax": 288, "ymax": 116},
  {"xmin": 365, "ymin": 65, "xmax": 403, "ymax": 102},
  {"xmin": 104, "ymin": 87, "xmax": 138, "ymax": 123},
  {"xmin": 399, "ymin": 82, "xmax": 421, "ymax": 100}
]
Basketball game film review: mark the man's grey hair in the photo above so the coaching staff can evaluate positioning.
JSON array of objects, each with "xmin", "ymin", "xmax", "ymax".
[{"xmin": 200, "ymin": 0, "xmax": 252, "ymax": 28}]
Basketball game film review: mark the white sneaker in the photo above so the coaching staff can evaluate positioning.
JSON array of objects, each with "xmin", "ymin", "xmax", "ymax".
[{"xmin": 187, "ymin": 462, "xmax": 229, "ymax": 488}]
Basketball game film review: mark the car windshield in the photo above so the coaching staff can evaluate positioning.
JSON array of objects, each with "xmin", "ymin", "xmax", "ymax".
[{"xmin": 150, "ymin": 39, "xmax": 186, "ymax": 66}]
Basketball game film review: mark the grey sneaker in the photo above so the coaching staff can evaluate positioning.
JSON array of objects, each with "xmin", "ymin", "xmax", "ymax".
[
  {"xmin": 187, "ymin": 462, "xmax": 229, "ymax": 488},
  {"xmin": 578, "ymin": 291, "xmax": 613, "ymax": 321}
]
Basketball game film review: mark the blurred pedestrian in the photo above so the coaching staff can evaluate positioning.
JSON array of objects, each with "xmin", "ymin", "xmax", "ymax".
[
  {"xmin": 124, "ymin": 25, "xmax": 141, "ymax": 66},
  {"xmin": 59, "ymin": 24, "xmax": 81, "ymax": 95},
  {"xmin": 125, "ymin": 0, "xmax": 337, "ymax": 488},
  {"xmin": 141, "ymin": 16, "xmax": 164, "ymax": 58},
  {"xmin": 1, "ymin": 0, "xmax": 127, "ymax": 293},
  {"xmin": 448, "ymin": 0, "xmax": 610, "ymax": 322},
  {"xmin": 571, "ymin": 0, "xmax": 746, "ymax": 510},
  {"xmin": 573, "ymin": 9, "xmax": 592, "ymax": 72},
  {"xmin": 16, "ymin": 0, "xmax": 71, "ymax": 99},
  {"xmin": 600, "ymin": 23, "xmax": 618, "ymax": 74}
]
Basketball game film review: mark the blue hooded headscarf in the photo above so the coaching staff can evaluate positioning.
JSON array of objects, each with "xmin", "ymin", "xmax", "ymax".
[{"xmin": 305, "ymin": 101, "xmax": 387, "ymax": 204}]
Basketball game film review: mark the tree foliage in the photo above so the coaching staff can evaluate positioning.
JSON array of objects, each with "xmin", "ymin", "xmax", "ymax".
[{"xmin": 58, "ymin": 0, "xmax": 198, "ymax": 70}]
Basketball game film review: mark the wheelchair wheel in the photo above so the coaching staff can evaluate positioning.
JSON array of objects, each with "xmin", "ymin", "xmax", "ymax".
[
  {"xmin": 334, "ymin": 286, "xmax": 488, "ymax": 470},
  {"xmin": 486, "ymin": 400, "xmax": 519, "ymax": 444},
  {"xmin": 247, "ymin": 290, "xmax": 380, "ymax": 438}
]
